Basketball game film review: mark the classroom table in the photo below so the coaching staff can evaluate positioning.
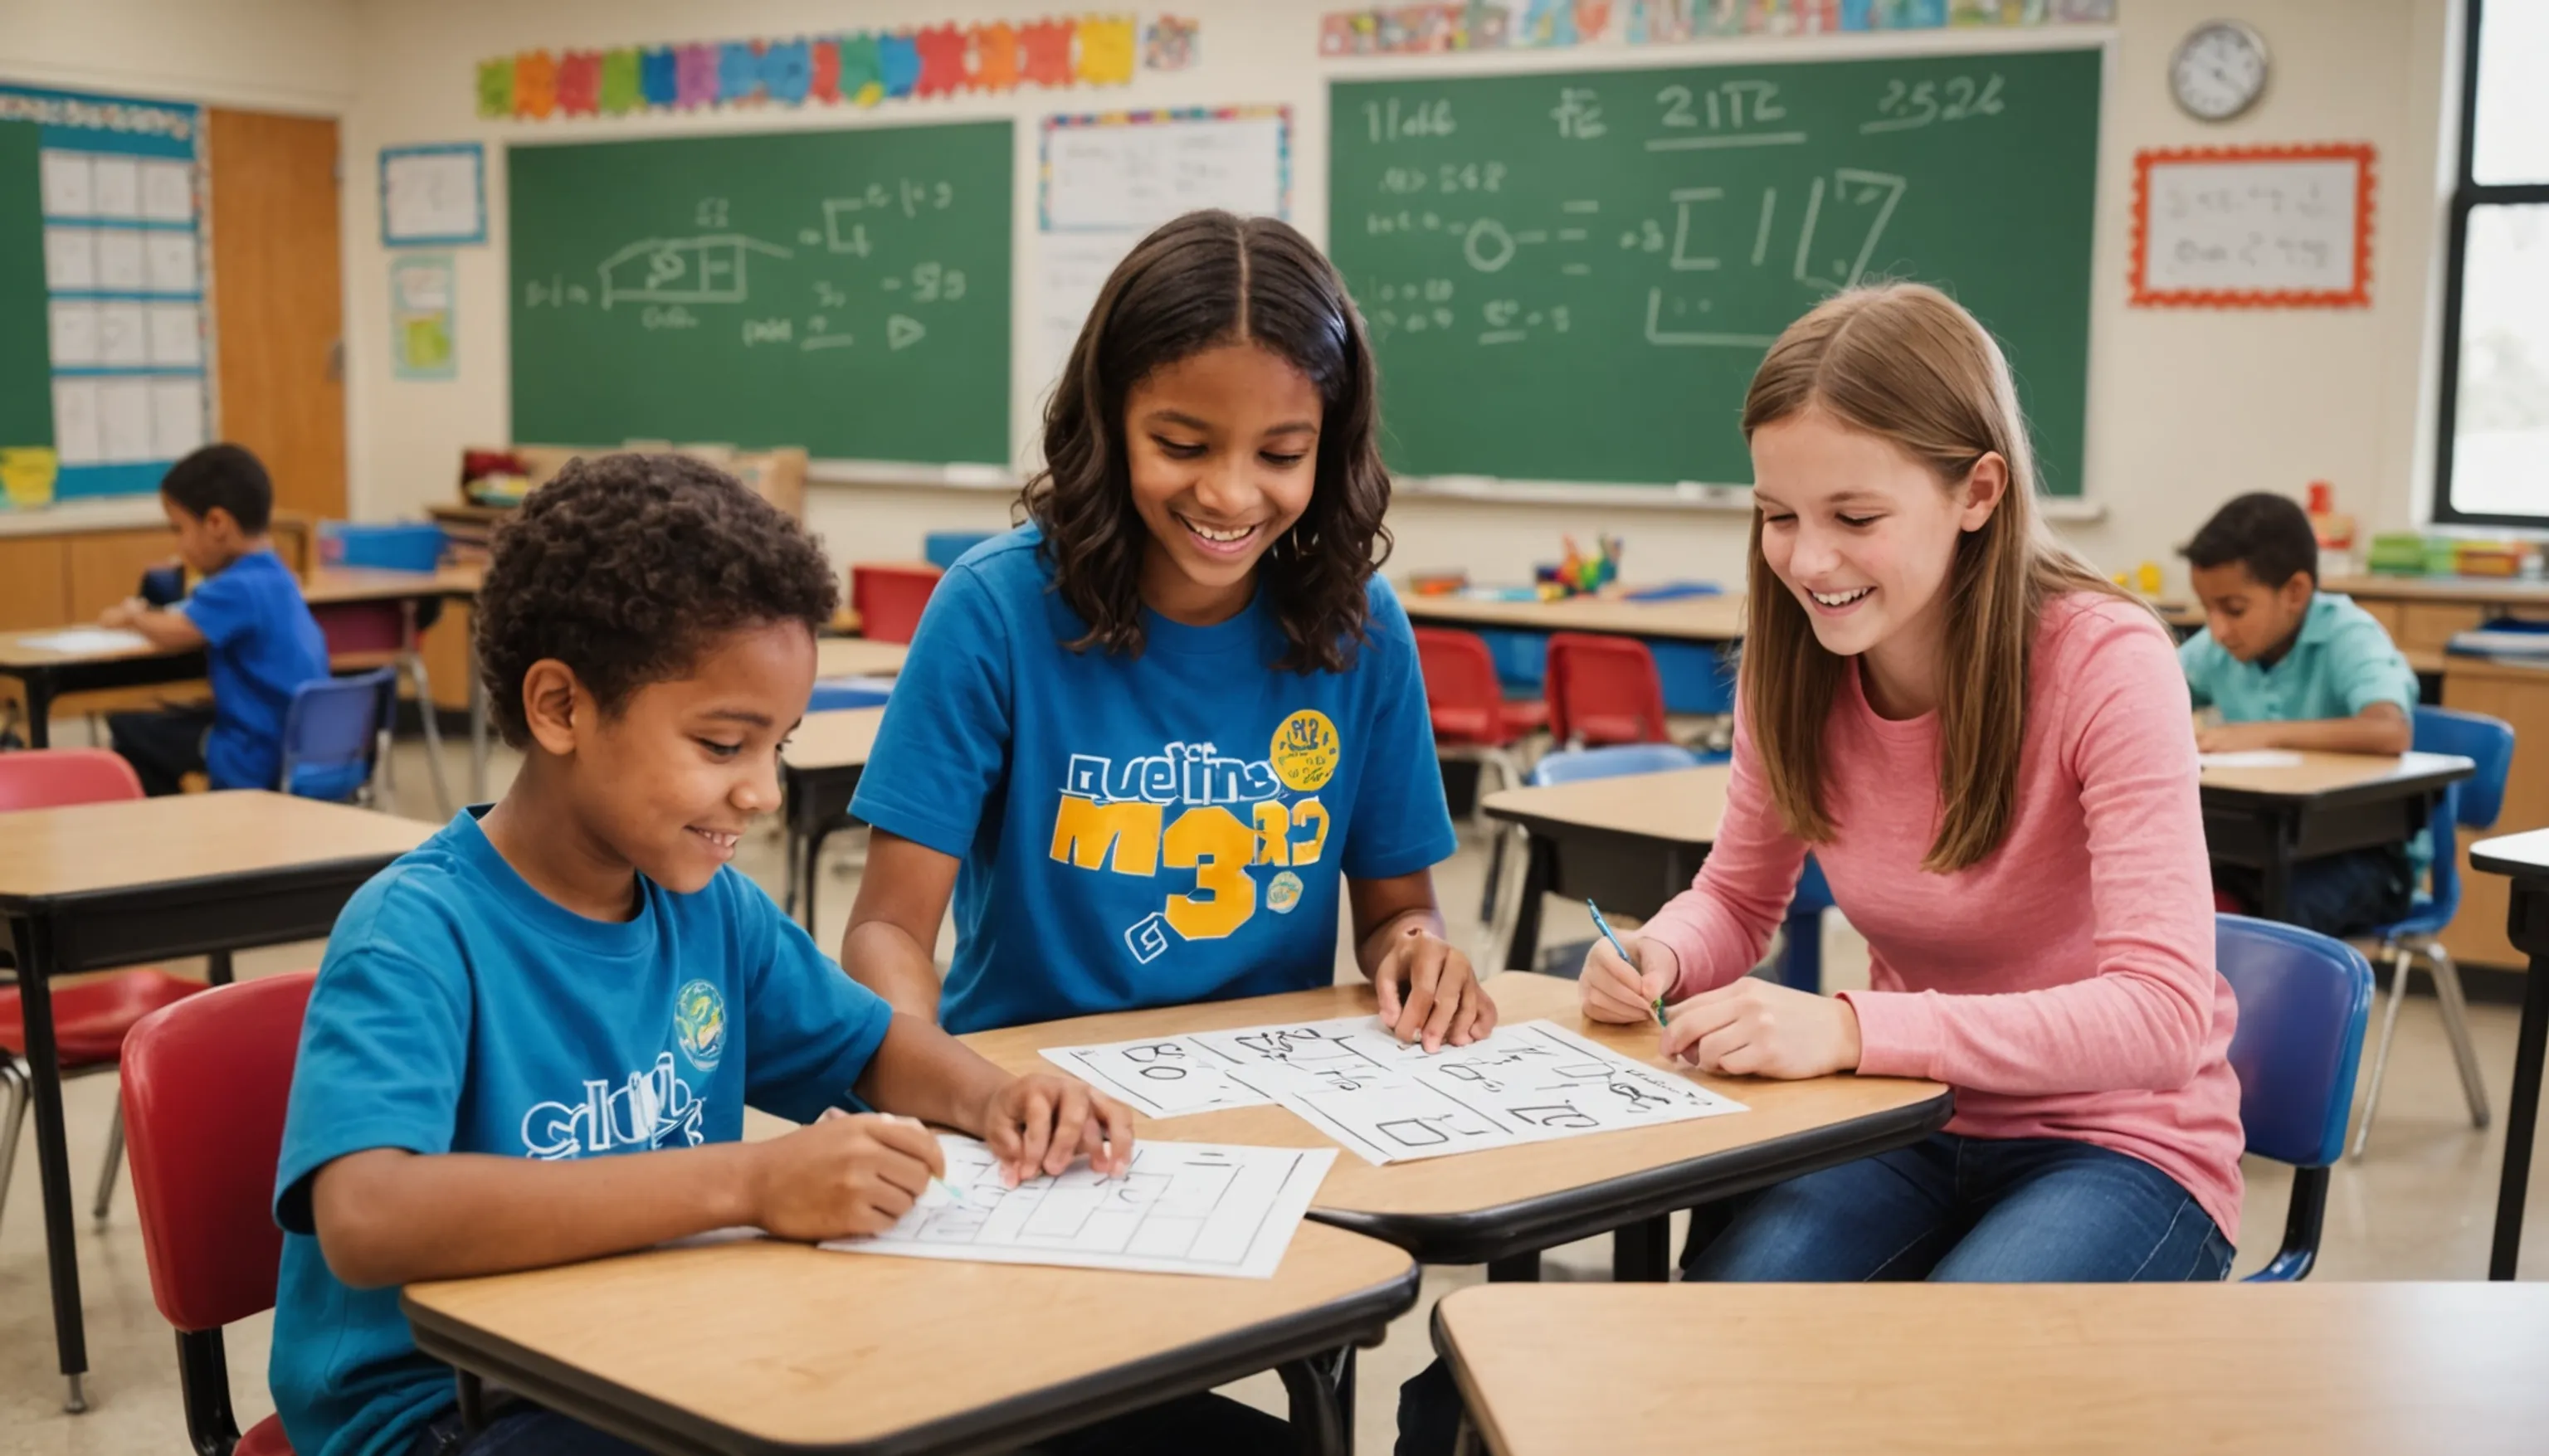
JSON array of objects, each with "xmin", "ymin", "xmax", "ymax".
[
  {"xmin": 779, "ymin": 706, "xmax": 885, "ymax": 929},
  {"xmin": 816, "ymin": 636, "xmax": 909, "ymax": 679},
  {"xmin": 402, "ymin": 1223, "xmax": 1419, "ymax": 1456},
  {"xmin": 1401, "ymin": 590, "xmax": 1745, "ymax": 643},
  {"xmin": 1430, "ymin": 1282, "xmax": 2549, "ymax": 1455},
  {"xmin": 0, "ymin": 791, "xmax": 433, "ymax": 1410},
  {"xmin": 1479, "ymin": 767, "xmax": 1732, "ymax": 972},
  {"xmin": 2198, "ymin": 750, "xmax": 2474, "ymax": 922},
  {"xmin": 2473, "ymin": 826, "xmax": 2549, "ymax": 1282},
  {"xmin": 964, "ymin": 972, "xmax": 1952, "ymax": 1283}
]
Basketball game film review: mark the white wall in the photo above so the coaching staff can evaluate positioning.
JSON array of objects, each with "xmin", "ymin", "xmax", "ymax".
[{"xmin": 7, "ymin": 0, "xmax": 2460, "ymax": 591}]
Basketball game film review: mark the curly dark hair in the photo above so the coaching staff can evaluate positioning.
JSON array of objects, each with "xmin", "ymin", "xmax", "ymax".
[
  {"xmin": 1021, "ymin": 209, "xmax": 1391, "ymax": 674},
  {"xmin": 474, "ymin": 453, "xmax": 840, "ymax": 746}
]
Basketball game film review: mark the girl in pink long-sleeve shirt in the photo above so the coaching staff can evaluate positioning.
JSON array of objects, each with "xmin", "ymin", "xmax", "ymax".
[{"xmin": 1581, "ymin": 285, "xmax": 2244, "ymax": 1281}]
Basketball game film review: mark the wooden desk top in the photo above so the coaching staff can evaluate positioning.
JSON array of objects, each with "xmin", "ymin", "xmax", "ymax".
[
  {"xmin": 966, "ymin": 973, "xmax": 1946, "ymax": 1233},
  {"xmin": 2473, "ymin": 827, "xmax": 2549, "ymax": 880},
  {"xmin": 782, "ymin": 708, "xmax": 885, "ymax": 772},
  {"xmin": 816, "ymin": 637, "xmax": 909, "ymax": 678},
  {"xmin": 0, "ymin": 627, "xmax": 186, "ymax": 670},
  {"xmin": 1401, "ymin": 590, "xmax": 1747, "ymax": 643},
  {"xmin": 0, "ymin": 792, "xmax": 433, "ymax": 905},
  {"xmin": 1480, "ymin": 766, "xmax": 1731, "ymax": 848},
  {"xmin": 301, "ymin": 563, "xmax": 485, "ymax": 605},
  {"xmin": 2198, "ymin": 748, "xmax": 2473, "ymax": 801},
  {"xmin": 2327, "ymin": 572, "xmax": 2549, "ymax": 607},
  {"xmin": 1435, "ymin": 1282, "xmax": 2549, "ymax": 1456},
  {"xmin": 404, "ymin": 1222, "xmax": 1416, "ymax": 1452}
]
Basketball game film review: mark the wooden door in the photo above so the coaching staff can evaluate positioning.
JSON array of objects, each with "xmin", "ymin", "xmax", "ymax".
[{"xmin": 207, "ymin": 110, "xmax": 344, "ymax": 522}]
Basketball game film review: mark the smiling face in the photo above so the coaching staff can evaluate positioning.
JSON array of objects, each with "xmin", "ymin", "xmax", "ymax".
[
  {"xmin": 546, "ymin": 619, "xmax": 816, "ymax": 896},
  {"xmin": 1751, "ymin": 407, "xmax": 2005, "ymax": 712},
  {"xmin": 1123, "ymin": 340, "xmax": 1323, "ymax": 626}
]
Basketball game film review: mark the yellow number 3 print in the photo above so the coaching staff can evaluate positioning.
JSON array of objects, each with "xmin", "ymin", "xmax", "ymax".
[{"xmin": 1162, "ymin": 806, "xmax": 1257, "ymax": 939}]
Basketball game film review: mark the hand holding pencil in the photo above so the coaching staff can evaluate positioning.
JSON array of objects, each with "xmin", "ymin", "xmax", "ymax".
[{"xmin": 1579, "ymin": 901, "xmax": 1679, "ymax": 1027}]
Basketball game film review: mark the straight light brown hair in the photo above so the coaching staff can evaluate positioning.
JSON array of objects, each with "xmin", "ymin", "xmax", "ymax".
[{"xmin": 1738, "ymin": 284, "xmax": 2133, "ymax": 874}]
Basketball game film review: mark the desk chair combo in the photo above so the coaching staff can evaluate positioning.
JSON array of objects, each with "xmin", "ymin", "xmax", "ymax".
[
  {"xmin": 2216, "ymin": 914, "xmax": 2375, "ymax": 1281},
  {"xmin": 2350, "ymin": 705, "xmax": 2516, "ymax": 1157}
]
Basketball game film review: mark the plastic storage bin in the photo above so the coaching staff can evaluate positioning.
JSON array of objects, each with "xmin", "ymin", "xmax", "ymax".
[{"xmin": 320, "ymin": 522, "xmax": 446, "ymax": 572}]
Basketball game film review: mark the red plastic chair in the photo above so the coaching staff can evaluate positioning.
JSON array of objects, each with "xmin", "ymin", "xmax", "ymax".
[
  {"xmin": 0, "ymin": 750, "xmax": 205, "ymax": 1238},
  {"xmin": 1414, "ymin": 628, "xmax": 1549, "ymax": 928},
  {"xmin": 850, "ymin": 562, "xmax": 944, "ymax": 645},
  {"xmin": 1545, "ymin": 632, "xmax": 1670, "ymax": 747},
  {"xmin": 121, "ymin": 971, "xmax": 313, "ymax": 1456}
]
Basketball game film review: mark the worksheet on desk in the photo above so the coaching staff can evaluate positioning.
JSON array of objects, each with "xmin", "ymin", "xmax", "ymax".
[
  {"xmin": 16, "ymin": 627, "xmax": 154, "ymax": 655},
  {"xmin": 1047, "ymin": 1017, "xmax": 1747, "ymax": 1166},
  {"xmin": 822, "ymin": 1137, "xmax": 1335, "ymax": 1279}
]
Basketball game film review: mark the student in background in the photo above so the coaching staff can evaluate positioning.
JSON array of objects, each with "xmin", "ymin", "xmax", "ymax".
[
  {"xmin": 1580, "ymin": 290, "xmax": 2241, "ymax": 1275},
  {"xmin": 842, "ymin": 210, "xmax": 1492, "ymax": 1057},
  {"xmin": 2179, "ymin": 491, "xmax": 2420, "ymax": 936},
  {"xmin": 100, "ymin": 442, "xmax": 329, "ymax": 795},
  {"xmin": 269, "ymin": 457, "xmax": 1136, "ymax": 1456}
]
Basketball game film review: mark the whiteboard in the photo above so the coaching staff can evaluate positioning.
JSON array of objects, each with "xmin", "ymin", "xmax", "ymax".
[
  {"xmin": 1036, "ymin": 109, "xmax": 1290, "ymax": 387},
  {"xmin": 2132, "ymin": 147, "xmax": 2372, "ymax": 305}
]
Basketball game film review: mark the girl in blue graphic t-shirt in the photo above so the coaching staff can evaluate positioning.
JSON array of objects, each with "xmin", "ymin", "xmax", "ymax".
[{"xmin": 846, "ymin": 209, "xmax": 1494, "ymax": 1055}]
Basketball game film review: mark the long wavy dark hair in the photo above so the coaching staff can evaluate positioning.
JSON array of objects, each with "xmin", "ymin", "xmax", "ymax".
[{"xmin": 1021, "ymin": 209, "xmax": 1391, "ymax": 673}]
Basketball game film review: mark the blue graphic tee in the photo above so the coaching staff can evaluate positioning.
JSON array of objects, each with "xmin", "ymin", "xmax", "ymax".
[
  {"xmin": 852, "ymin": 526, "xmax": 1459, "ymax": 1035},
  {"xmin": 268, "ymin": 810, "xmax": 894, "ymax": 1456},
  {"xmin": 179, "ymin": 548, "xmax": 329, "ymax": 790}
]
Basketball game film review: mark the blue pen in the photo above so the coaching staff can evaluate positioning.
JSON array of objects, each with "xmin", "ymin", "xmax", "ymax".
[{"xmin": 1587, "ymin": 899, "xmax": 1665, "ymax": 1026}]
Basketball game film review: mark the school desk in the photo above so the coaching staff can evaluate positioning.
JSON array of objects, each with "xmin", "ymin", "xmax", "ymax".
[
  {"xmin": 2199, "ymin": 750, "xmax": 2474, "ymax": 923},
  {"xmin": 1400, "ymin": 590, "xmax": 1746, "ymax": 643},
  {"xmin": 0, "ymin": 627, "xmax": 203, "ymax": 749},
  {"xmin": 403, "ymin": 1223, "xmax": 1418, "ymax": 1456},
  {"xmin": 0, "ymin": 791, "xmax": 431, "ymax": 1410},
  {"xmin": 1479, "ymin": 766, "xmax": 1733, "ymax": 973},
  {"xmin": 1429, "ymin": 1282, "xmax": 2549, "ymax": 1456},
  {"xmin": 962, "ymin": 972, "xmax": 1951, "ymax": 1287},
  {"xmin": 2473, "ymin": 826, "xmax": 2549, "ymax": 1281},
  {"xmin": 816, "ymin": 636, "xmax": 909, "ymax": 679},
  {"xmin": 779, "ymin": 706, "xmax": 885, "ymax": 928}
]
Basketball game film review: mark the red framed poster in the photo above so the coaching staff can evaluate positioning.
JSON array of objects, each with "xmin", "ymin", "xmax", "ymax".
[{"xmin": 2130, "ymin": 143, "xmax": 2376, "ymax": 308}]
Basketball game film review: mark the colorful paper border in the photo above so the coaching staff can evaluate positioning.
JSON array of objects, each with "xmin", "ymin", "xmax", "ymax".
[
  {"xmin": 1038, "ymin": 106, "xmax": 1294, "ymax": 231},
  {"xmin": 2128, "ymin": 144, "xmax": 2378, "ymax": 310},
  {"xmin": 1317, "ymin": 0, "xmax": 2114, "ymax": 57},
  {"xmin": 479, "ymin": 15, "xmax": 1198, "ymax": 121}
]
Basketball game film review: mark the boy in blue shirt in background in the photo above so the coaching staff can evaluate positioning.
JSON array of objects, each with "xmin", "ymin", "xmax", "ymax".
[
  {"xmin": 101, "ymin": 442, "xmax": 329, "ymax": 794},
  {"xmin": 269, "ymin": 455, "xmax": 1134, "ymax": 1456},
  {"xmin": 2180, "ymin": 491, "xmax": 2421, "ymax": 937}
]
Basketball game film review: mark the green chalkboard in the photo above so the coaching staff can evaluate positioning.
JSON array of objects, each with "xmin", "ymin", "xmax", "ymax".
[
  {"xmin": 1330, "ymin": 47, "xmax": 2100, "ymax": 494},
  {"xmin": 509, "ymin": 121, "xmax": 1011, "ymax": 465},
  {"xmin": 0, "ymin": 120, "xmax": 51, "ymax": 453}
]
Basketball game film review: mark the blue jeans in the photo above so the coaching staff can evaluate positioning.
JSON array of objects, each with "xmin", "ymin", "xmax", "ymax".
[
  {"xmin": 2215, "ymin": 844, "xmax": 2411, "ymax": 941},
  {"xmin": 1684, "ymin": 1132, "xmax": 2233, "ymax": 1281},
  {"xmin": 1394, "ymin": 1133, "xmax": 2230, "ymax": 1455}
]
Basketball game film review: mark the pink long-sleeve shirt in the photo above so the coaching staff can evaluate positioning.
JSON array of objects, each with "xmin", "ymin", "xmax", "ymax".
[{"xmin": 1642, "ymin": 592, "xmax": 2244, "ymax": 1243}]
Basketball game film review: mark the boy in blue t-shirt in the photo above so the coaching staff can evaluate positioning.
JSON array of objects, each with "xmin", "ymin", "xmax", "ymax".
[
  {"xmin": 268, "ymin": 455, "xmax": 1133, "ymax": 1456},
  {"xmin": 2180, "ymin": 491, "xmax": 2422, "ymax": 937},
  {"xmin": 101, "ymin": 443, "xmax": 329, "ymax": 794}
]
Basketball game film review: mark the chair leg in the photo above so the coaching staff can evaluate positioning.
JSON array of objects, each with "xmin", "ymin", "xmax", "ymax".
[
  {"xmin": 408, "ymin": 654, "xmax": 456, "ymax": 815},
  {"xmin": 0, "ymin": 1058, "xmax": 29, "ymax": 1239},
  {"xmin": 2351, "ymin": 944, "xmax": 2416, "ymax": 1159},
  {"xmin": 92, "ymin": 1096, "xmax": 124, "ymax": 1225},
  {"xmin": 2426, "ymin": 942, "xmax": 2493, "ymax": 1131}
]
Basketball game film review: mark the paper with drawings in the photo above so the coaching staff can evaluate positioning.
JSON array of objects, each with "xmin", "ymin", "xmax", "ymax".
[
  {"xmin": 822, "ymin": 1136, "xmax": 1333, "ymax": 1279},
  {"xmin": 1045, "ymin": 1016, "xmax": 1747, "ymax": 1165},
  {"xmin": 17, "ymin": 628, "xmax": 154, "ymax": 655}
]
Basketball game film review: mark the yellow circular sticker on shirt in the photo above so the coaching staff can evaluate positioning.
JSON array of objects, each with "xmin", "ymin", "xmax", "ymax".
[
  {"xmin": 1270, "ymin": 709, "xmax": 1341, "ymax": 792},
  {"xmin": 1267, "ymin": 870, "xmax": 1305, "ymax": 913}
]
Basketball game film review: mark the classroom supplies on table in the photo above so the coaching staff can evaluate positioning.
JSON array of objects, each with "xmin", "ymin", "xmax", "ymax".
[
  {"xmin": 1044, "ymin": 1015, "xmax": 1746, "ymax": 1165},
  {"xmin": 2449, "ymin": 621, "xmax": 2549, "ymax": 662},
  {"xmin": 821, "ymin": 1136, "xmax": 1335, "ymax": 1280}
]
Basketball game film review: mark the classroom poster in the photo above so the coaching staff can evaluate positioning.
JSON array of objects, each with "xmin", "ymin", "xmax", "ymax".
[
  {"xmin": 389, "ymin": 252, "xmax": 458, "ymax": 379},
  {"xmin": 0, "ymin": 83, "xmax": 207, "ymax": 504}
]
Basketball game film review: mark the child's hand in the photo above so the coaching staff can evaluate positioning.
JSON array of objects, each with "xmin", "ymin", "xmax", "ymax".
[
  {"xmin": 1660, "ymin": 979, "xmax": 1860, "ymax": 1079},
  {"xmin": 977, "ymin": 1073, "xmax": 1133, "ymax": 1186},
  {"xmin": 1374, "ymin": 929, "xmax": 1497, "ymax": 1051},
  {"xmin": 2196, "ymin": 721, "xmax": 2282, "ymax": 753},
  {"xmin": 99, "ymin": 598, "xmax": 143, "ymax": 628},
  {"xmin": 1582, "ymin": 936, "xmax": 1677, "ymax": 1025},
  {"xmin": 747, "ymin": 1110, "xmax": 944, "ymax": 1240}
]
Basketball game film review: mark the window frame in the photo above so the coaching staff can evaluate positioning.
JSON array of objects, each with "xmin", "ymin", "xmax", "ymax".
[{"xmin": 2434, "ymin": 0, "xmax": 2549, "ymax": 528}]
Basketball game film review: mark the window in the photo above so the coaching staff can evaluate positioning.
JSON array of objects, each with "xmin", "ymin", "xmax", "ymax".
[{"xmin": 2435, "ymin": 0, "xmax": 2549, "ymax": 527}]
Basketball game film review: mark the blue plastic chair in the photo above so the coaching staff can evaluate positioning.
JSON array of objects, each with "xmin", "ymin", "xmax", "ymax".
[
  {"xmin": 2350, "ymin": 705, "xmax": 2514, "ymax": 1156},
  {"xmin": 2216, "ymin": 913, "xmax": 2374, "ymax": 1281},
  {"xmin": 277, "ymin": 668, "xmax": 396, "ymax": 804}
]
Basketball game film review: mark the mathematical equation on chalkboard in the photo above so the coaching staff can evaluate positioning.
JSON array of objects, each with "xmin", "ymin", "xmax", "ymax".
[
  {"xmin": 517, "ymin": 178, "xmax": 972, "ymax": 353},
  {"xmin": 1349, "ymin": 68, "xmax": 2013, "ymax": 351}
]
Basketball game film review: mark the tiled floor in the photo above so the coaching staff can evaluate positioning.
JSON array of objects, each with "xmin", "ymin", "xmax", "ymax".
[{"xmin": 3, "ymin": 739, "xmax": 2543, "ymax": 1454}]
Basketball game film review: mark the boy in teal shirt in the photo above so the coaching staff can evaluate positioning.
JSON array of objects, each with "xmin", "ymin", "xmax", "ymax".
[{"xmin": 2180, "ymin": 491, "xmax": 2421, "ymax": 936}]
